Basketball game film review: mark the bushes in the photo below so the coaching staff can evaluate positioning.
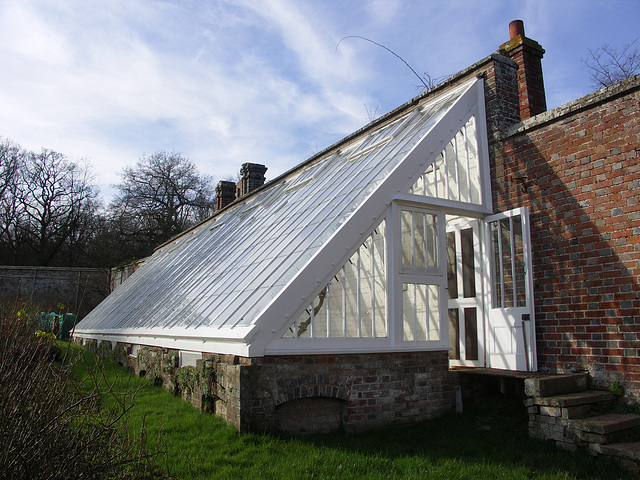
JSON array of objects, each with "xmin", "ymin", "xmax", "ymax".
[{"xmin": 0, "ymin": 303, "xmax": 171, "ymax": 479}]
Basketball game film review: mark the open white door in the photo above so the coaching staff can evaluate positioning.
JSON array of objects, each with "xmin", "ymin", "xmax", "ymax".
[
  {"xmin": 483, "ymin": 207, "xmax": 536, "ymax": 371},
  {"xmin": 447, "ymin": 218, "xmax": 484, "ymax": 367}
]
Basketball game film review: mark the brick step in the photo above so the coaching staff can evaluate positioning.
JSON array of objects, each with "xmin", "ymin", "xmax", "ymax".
[
  {"xmin": 525, "ymin": 390, "xmax": 616, "ymax": 419},
  {"xmin": 524, "ymin": 373, "xmax": 589, "ymax": 397},
  {"xmin": 569, "ymin": 413, "xmax": 640, "ymax": 445}
]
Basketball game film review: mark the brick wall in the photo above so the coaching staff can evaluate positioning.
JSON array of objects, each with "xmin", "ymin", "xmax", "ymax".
[
  {"xmin": 491, "ymin": 76, "xmax": 640, "ymax": 400},
  {"xmin": 83, "ymin": 339, "xmax": 454, "ymax": 433},
  {"xmin": 243, "ymin": 351, "xmax": 454, "ymax": 433}
]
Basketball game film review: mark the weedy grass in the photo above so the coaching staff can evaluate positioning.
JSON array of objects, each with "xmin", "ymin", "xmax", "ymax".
[{"xmin": 64, "ymin": 341, "xmax": 636, "ymax": 480}]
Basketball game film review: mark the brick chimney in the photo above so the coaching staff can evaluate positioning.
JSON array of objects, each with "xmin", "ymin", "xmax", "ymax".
[
  {"xmin": 215, "ymin": 180, "xmax": 236, "ymax": 210},
  {"xmin": 499, "ymin": 20, "xmax": 547, "ymax": 120},
  {"xmin": 237, "ymin": 163, "xmax": 267, "ymax": 197}
]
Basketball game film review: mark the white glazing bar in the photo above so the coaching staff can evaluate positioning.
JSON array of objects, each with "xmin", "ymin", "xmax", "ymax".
[
  {"xmin": 342, "ymin": 265, "xmax": 347, "ymax": 338},
  {"xmin": 357, "ymin": 249, "xmax": 362, "ymax": 337},
  {"xmin": 510, "ymin": 216, "xmax": 517, "ymax": 308},
  {"xmin": 497, "ymin": 221, "xmax": 505, "ymax": 309}
]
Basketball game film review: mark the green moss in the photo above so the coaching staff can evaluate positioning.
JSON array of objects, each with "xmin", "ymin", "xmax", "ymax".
[
  {"xmin": 609, "ymin": 380, "xmax": 624, "ymax": 397},
  {"xmin": 175, "ymin": 366, "xmax": 199, "ymax": 397}
]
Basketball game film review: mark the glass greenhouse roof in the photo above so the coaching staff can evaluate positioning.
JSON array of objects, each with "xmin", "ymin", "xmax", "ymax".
[{"xmin": 75, "ymin": 77, "xmax": 489, "ymax": 356}]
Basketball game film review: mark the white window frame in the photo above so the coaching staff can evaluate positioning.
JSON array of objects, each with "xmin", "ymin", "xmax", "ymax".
[{"xmin": 392, "ymin": 202, "xmax": 449, "ymax": 348}]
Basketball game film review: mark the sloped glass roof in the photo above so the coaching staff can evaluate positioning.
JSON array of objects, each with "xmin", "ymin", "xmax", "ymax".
[{"xmin": 75, "ymin": 78, "xmax": 485, "ymax": 355}]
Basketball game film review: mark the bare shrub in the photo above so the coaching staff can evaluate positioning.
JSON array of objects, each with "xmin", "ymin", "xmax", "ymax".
[{"xmin": 0, "ymin": 302, "xmax": 171, "ymax": 479}]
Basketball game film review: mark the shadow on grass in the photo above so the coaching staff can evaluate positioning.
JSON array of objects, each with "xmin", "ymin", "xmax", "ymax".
[
  {"xmin": 62, "ymin": 342, "xmax": 634, "ymax": 480},
  {"xmin": 291, "ymin": 394, "xmax": 635, "ymax": 480}
]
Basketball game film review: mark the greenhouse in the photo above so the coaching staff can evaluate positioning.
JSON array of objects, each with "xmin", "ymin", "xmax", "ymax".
[{"xmin": 75, "ymin": 70, "xmax": 536, "ymax": 432}]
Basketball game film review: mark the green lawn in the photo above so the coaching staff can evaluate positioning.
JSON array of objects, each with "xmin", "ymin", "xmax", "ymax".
[{"xmin": 65, "ymin": 341, "xmax": 635, "ymax": 480}]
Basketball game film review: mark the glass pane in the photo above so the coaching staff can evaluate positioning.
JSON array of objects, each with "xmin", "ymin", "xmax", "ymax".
[
  {"xmin": 428, "ymin": 284, "xmax": 439, "ymax": 341},
  {"xmin": 411, "ymin": 173, "xmax": 425, "ymax": 196},
  {"xmin": 445, "ymin": 141, "xmax": 457, "ymax": 201},
  {"xmin": 282, "ymin": 321, "xmax": 295, "ymax": 338},
  {"xmin": 464, "ymin": 307, "xmax": 478, "ymax": 360},
  {"xmin": 329, "ymin": 272, "xmax": 343, "ymax": 337},
  {"xmin": 427, "ymin": 214, "xmax": 438, "ymax": 268},
  {"xmin": 403, "ymin": 283, "xmax": 439, "ymax": 342},
  {"xmin": 448, "ymin": 308, "xmax": 460, "ymax": 360},
  {"xmin": 415, "ymin": 284, "xmax": 428, "ymax": 341},
  {"xmin": 461, "ymin": 227, "xmax": 476, "ymax": 298},
  {"xmin": 513, "ymin": 215, "xmax": 527, "ymax": 307},
  {"xmin": 297, "ymin": 305, "xmax": 313, "ymax": 338},
  {"xmin": 446, "ymin": 231, "xmax": 458, "ymax": 299},
  {"xmin": 344, "ymin": 253, "xmax": 359, "ymax": 337},
  {"xmin": 435, "ymin": 154, "xmax": 446, "ymax": 199},
  {"xmin": 491, "ymin": 222, "xmax": 502, "ymax": 309},
  {"xmin": 360, "ymin": 236, "xmax": 373, "ymax": 338},
  {"xmin": 401, "ymin": 210, "xmax": 413, "ymax": 267},
  {"xmin": 456, "ymin": 127, "xmax": 470, "ymax": 203},
  {"xmin": 414, "ymin": 212, "xmax": 427, "ymax": 268},
  {"xmin": 372, "ymin": 223, "xmax": 386, "ymax": 337},
  {"xmin": 501, "ymin": 218, "xmax": 514, "ymax": 308},
  {"xmin": 313, "ymin": 289, "xmax": 328, "ymax": 337},
  {"xmin": 466, "ymin": 118, "xmax": 480, "ymax": 204},
  {"xmin": 402, "ymin": 283, "xmax": 415, "ymax": 341}
]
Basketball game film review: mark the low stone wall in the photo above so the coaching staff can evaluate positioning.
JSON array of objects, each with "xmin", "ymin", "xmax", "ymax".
[{"xmin": 81, "ymin": 339, "xmax": 455, "ymax": 434}]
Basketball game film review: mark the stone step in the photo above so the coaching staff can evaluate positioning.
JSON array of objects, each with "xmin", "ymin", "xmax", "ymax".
[
  {"xmin": 588, "ymin": 442, "xmax": 640, "ymax": 474},
  {"xmin": 525, "ymin": 390, "xmax": 615, "ymax": 408},
  {"xmin": 570, "ymin": 413, "xmax": 640, "ymax": 435},
  {"xmin": 569, "ymin": 413, "xmax": 640, "ymax": 445},
  {"xmin": 524, "ymin": 373, "xmax": 589, "ymax": 397}
]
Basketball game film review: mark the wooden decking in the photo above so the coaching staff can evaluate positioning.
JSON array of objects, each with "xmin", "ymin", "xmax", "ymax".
[{"xmin": 451, "ymin": 366, "xmax": 560, "ymax": 379}]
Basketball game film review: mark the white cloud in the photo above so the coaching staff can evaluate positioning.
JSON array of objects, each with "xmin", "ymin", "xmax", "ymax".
[{"xmin": 1, "ymin": 0, "xmax": 640, "ymax": 203}]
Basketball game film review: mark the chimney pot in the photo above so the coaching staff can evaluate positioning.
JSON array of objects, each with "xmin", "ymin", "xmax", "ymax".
[{"xmin": 509, "ymin": 20, "xmax": 525, "ymax": 40}]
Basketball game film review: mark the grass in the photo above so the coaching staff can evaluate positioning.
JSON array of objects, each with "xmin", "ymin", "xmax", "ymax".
[{"xmin": 62, "ymin": 341, "xmax": 636, "ymax": 480}]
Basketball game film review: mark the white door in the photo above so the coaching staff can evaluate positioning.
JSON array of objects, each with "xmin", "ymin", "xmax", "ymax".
[
  {"xmin": 483, "ymin": 207, "xmax": 536, "ymax": 371},
  {"xmin": 447, "ymin": 218, "xmax": 484, "ymax": 367}
]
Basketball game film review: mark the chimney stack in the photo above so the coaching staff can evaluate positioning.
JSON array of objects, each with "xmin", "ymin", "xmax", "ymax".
[
  {"xmin": 215, "ymin": 180, "xmax": 237, "ymax": 210},
  {"xmin": 237, "ymin": 163, "xmax": 267, "ymax": 197},
  {"xmin": 500, "ymin": 20, "xmax": 547, "ymax": 120}
]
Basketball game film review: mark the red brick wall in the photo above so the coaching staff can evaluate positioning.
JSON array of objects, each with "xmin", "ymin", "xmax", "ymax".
[{"xmin": 491, "ymin": 78, "xmax": 640, "ymax": 399}]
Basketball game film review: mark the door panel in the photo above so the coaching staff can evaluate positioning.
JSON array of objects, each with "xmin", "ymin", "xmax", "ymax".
[
  {"xmin": 484, "ymin": 207, "xmax": 536, "ymax": 371},
  {"xmin": 447, "ymin": 218, "xmax": 484, "ymax": 367}
]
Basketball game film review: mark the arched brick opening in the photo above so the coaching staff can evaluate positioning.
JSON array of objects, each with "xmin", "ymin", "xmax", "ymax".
[{"xmin": 276, "ymin": 397, "xmax": 345, "ymax": 434}]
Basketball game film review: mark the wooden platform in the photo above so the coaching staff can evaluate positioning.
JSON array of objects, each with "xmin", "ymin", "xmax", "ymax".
[{"xmin": 451, "ymin": 367, "xmax": 558, "ymax": 379}]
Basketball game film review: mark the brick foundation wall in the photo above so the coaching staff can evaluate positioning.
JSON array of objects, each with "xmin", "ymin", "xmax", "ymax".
[
  {"xmin": 243, "ymin": 351, "xmax": 454, "ymax": 433},
  {"xmin": 79, "ymin": 339, "xmax": 454, "ymax": 433},
  {"xmin": 491, "ymin": 76, "xmax": 640, "ymax": 400}
]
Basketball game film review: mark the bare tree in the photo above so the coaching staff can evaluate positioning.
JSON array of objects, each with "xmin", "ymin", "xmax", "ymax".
[
  {"xmin": 20, "ymin": 150, "xmax": 99, "ymax": 265},
  {"xmin": 583, "ymin": 38, "xmax": 640, "ymax": 88},
  {"xmin": 0, "ymin": 140, "xmax": 26, "ymax": 264},
  {"xmin": 109, "ymin": 151, "xmax": 215, "ymax": 257},
  {"xmin": 0, "ymin": 143, "xmax": 99, "ymax": 266}
]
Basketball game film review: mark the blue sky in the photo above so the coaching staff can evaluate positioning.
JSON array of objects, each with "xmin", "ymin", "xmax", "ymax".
[{"xmin": 1, "ymin": 0, "xmax": 638, "ymax": 202}]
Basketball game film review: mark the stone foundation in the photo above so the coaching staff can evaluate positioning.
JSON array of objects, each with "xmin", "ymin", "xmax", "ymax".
[{"xmin": 79, "ymin": 339, "xmax": 455, "ymax": 433}]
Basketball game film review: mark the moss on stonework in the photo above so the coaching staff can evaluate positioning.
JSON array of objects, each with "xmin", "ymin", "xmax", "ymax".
[{"xmin": 175, "ymin": 366, "xmax": 199, "ymax": 398}]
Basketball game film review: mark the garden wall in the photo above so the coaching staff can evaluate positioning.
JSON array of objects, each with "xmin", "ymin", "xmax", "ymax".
[{"xmin": 0, "ymin": 266, "xmax": 110, "ymax": 317}]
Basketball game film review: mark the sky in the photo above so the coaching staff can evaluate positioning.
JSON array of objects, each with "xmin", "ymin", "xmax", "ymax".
[{"xmin": 1, "ymin": 0, "xmax": 639, "ymax": 203}]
